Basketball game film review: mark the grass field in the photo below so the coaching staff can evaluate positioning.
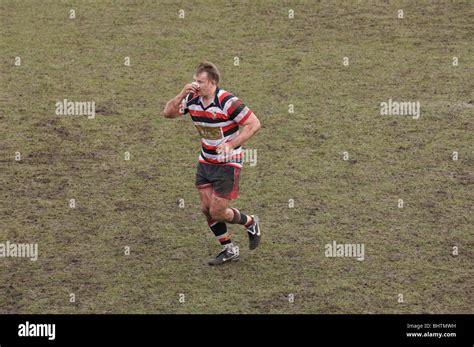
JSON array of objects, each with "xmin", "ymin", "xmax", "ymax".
[{"xmin": 1, "ymin": 0, "xmax": 473, "ymax": 314}]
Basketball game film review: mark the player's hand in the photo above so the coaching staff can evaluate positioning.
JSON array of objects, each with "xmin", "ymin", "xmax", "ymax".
[
  {"xmin": 181, "ymin": 83, "xmax": 200, "ymax": 97},
  {"xmin": 216, "ymin": 142, "xmax": 234, "ymax": 157}
]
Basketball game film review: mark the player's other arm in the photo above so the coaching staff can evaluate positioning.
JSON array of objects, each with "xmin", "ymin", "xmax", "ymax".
[
  {"xmin": 216, "ymin": 101, "xmax": 261, "ymax": 155},
  {"xmin": 162, "ymin": 83, "xmax": 197, "ymax": 118},
  {"xmin": 227, "ymin": 112, "xmax": 261, "ymax": 148}
]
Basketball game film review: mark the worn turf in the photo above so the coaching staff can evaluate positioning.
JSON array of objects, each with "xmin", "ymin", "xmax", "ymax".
[{"xmin": 0, "ymin": 0, "xmax": 472, "ymax": 313}]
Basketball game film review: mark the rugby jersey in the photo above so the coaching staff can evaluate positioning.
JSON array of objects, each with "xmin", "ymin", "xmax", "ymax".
[{"xmin": 181, "ymin": 87, "xmax": 253, "ymax": 168}]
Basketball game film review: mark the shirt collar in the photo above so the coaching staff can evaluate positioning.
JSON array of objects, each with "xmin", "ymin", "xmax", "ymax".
[{"xmin": 199, "ymin": 87, "xmax": 220, "ymax": 108}]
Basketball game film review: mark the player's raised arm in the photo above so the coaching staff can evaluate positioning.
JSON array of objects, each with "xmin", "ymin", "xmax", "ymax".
[{"xmin": 162, "ymin": 83, "xmax": 198, "ymax": 118}]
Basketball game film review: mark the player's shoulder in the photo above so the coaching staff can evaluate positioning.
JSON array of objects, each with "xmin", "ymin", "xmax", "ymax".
[{"xmin": 217, "ymin": 88, "xmax": 238, "ymax": 111}]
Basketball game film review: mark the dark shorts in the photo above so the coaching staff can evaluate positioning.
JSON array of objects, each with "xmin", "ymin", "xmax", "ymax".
[{"xmin": 195, "ymin": 162, "xmax": 241, "ymax": 200}]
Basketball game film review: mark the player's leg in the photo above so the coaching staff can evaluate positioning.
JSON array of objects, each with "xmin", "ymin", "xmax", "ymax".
[
  {"xmin": 196, "ymin": 162, "xmax": 239, "ymax": 265},
  {"xmin": 197, "ymin": 184, "xmax": 212, "ymax": 220},
  {"xmin": 197, "ymin": 185, "xmax": 232, "ymax": 247},
  {"xmin": 209, "ymin": 166, "xmax": 261, "ymax": 250},
  {"xmin": 196, "ymin": 161, "xmax": 213, "ymax": 219},
  {"xmin": 207, "ymin": 193, "xmax": 239, "ymax": 265}
]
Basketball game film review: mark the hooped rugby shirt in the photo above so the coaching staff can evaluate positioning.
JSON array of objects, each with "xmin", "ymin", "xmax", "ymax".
[{"xmin": 181, "ymin": 87, "xmax": 253, "ymax": 168}]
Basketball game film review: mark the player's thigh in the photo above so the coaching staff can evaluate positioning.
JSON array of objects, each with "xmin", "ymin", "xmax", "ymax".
[
  {"xmin": 197, "ymin": 186, "xmax": 213, "ymax": 210},
  {"xmin": 195, "ymin": 162, "xmax": 213, "ymax": 210}
]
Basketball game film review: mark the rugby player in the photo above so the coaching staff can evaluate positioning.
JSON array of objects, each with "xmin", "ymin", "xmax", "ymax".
[{"xmin": 163, "ymin": 62, "xmax": 261, "ymax": 265}]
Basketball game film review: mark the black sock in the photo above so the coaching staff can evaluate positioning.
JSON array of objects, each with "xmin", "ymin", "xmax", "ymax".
[
  {"xmin": 208, "ymin": 219, "xmax": 232, "ymax": 245},
  {"xmin": 230, "ymin": 208, "xmax": 253, "ymax": 226}
]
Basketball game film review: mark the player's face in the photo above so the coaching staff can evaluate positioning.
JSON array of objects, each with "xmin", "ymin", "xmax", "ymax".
[{"xmin": 193, "ymin": 72, "xmax": 216, "ymax": 97}]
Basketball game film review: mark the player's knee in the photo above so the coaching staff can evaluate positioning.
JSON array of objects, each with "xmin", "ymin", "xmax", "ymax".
[{"xmin": 209, "ymin": 206, "xmax": 225, "ymax": 222}]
